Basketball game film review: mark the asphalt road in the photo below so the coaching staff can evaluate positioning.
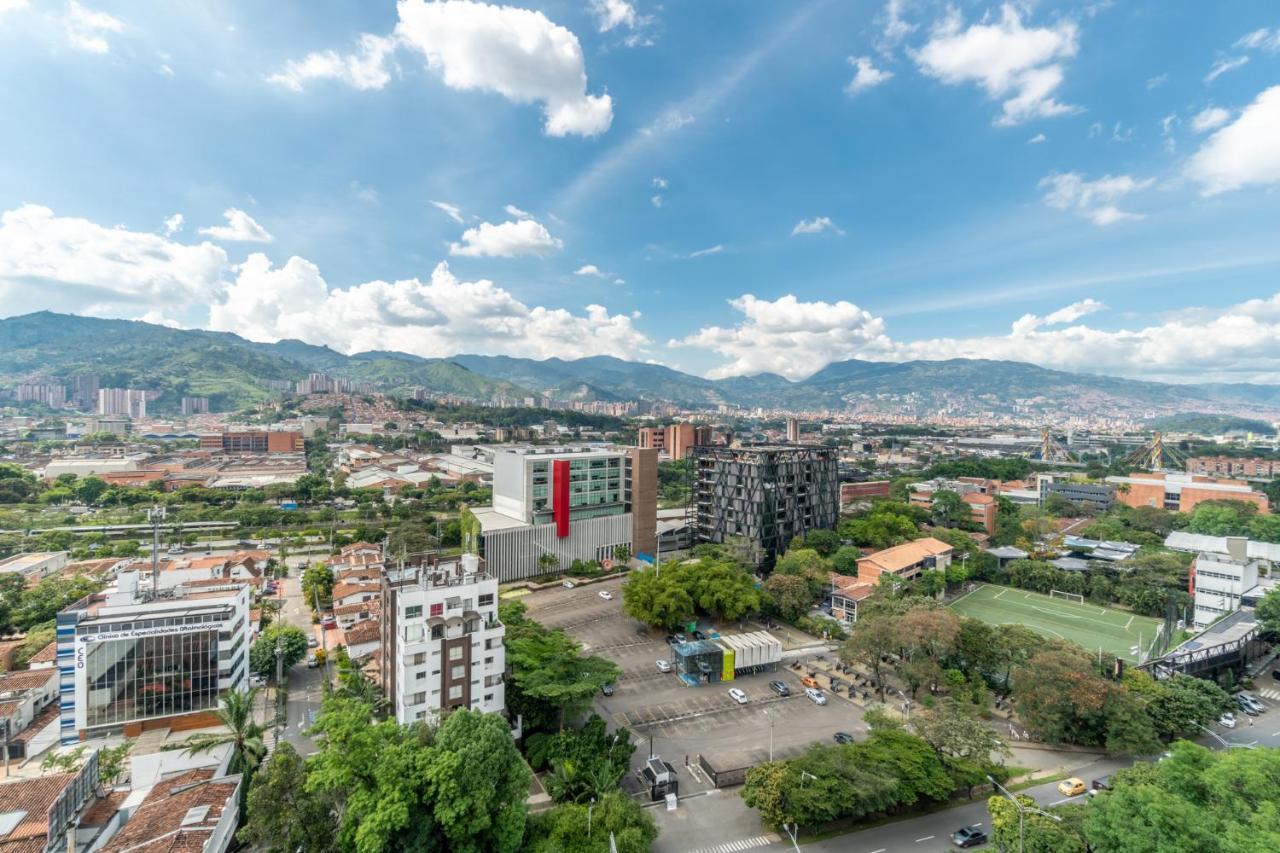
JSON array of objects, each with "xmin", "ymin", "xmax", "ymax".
[{"xmin": 274, "ymin": 571, "xmax": 327, "ymax": 755}]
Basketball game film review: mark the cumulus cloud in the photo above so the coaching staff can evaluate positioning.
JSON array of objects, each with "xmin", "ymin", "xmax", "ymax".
[
  {"xmin": 396, "ymin": 0, "xmax": 613, "ymax": 136},
  {"xmin": 162, "ymin": 213, "xmax": 184, "ymax": 236},
  {"xmin": 210, "ymin": 256, "xmax": 648, "ymax": 360},
  {"xmin": 1039, "ymin": 172, "xmax": 1153, "ymax": 226},
  {"xmin": 1186, "ymin": 86, "xmax": 1280, "ymax": 195},
  {"xmin": 1191, "ymin": 106, "xmax": 1231, "ymax": 133},
  {"xmin": 1205, "ymin": 55, "xmax": 1248, "ymax": 84},
  {"xmin": 675, "ymin": 290, "xmax": 1280, "ymax": 383},
  {"xmin": 590, "ymin": 0, "xmax": 635, "ymax": 32},
  {"xmin": 791, "ymin": 216, "xmax": 844, "ymax": 236},
  {"xmin": 64, "ymin": 0, "xmax": 123, "ymax": 54},
  {"xmin": 267, "ymin": 33, "xmax": 396, "ymax": 92},
  {"xmin": 845, "ymin": 56, "xmax": 893, "ymax": 95},
  {"xmin": 431, "ymin": 200, "xmax": 464, "ymax": 223},
  {"xmin": 448, "ymin": 218, "xmax": 563, "ymax": 257},
  {"xmin": 0, "ymin": 204, "xmax": 227, "ymax": 318},
  {"xmin": 269, "ymin": 1, "xmax": 612, "ymax": 137},
  {"xmin": 575, "ymin": 264, "xmax": 603, "ymax": 276},
  {"xmin": 912, "ymin": 4, "xmax": 1079, "ymax": 126},
  {"xmin": 198, "ymin": 208, "xmax": 274, "ymax": 243},
  {"xmin": 672, "ymin": 294, "xmax": 890, "ymax": 380}
]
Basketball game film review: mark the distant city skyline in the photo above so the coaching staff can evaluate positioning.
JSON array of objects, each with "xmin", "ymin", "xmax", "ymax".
[{"xmin": 1, "ymin": 1, "xmax": 1279, "ymax": 383}]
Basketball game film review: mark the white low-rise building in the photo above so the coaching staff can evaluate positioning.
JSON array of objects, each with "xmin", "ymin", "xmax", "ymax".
[{"xmin": 379, "ymin": 554, "xmax": 505, "ymax": 725}]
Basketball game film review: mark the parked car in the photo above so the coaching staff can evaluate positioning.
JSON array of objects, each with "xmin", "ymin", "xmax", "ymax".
[
  {"xmin": 306, "ymin": 654, "xmax": 319, "ymax": 668},
  {"xmin": 800, "ymin": 676, "xmax": 820, "ymax": 689},
  {"xmin": 167, "ymin": 546, "xmax": 184, "ymax": 554},
  {"xmin": 1272, "ymin": 669, "xmax": 1280, "ymax": 681},
  {"xmin": 321, "ymin": 617, "xmax": 337, "ymax": 629},
  {"xmin": 693, "ymin": 630, "xmax": 707, "ymax": 641},
  {"xmin": 656, "ymin": 659, "xmax": 672, "ymax": 673},
  {"xmin": 1220, "ymin": 711, "xmax": 1237, "ymax": 729},
  {"xmin": 1089, "ymin": 776, "xmax": 1112, "ymax": 796},
  {"xmin": 728, "ymin": 687, "xmax": 748, "ymax": 705},
  {"xmin": 832, "ymin": 731, "xmax": 855, "ymax": 744},
  {"xmin": 249, "ymin": 675, "xmax": 267, "ymax": 688},
  {"xmin": 1057, "ymin": 778, "xmax": 1087, "ymax": 797},
  {"xmin": 598, "ymin": 590, "xmax": 613, "ymax": 600},
  {"xmin": 1235, "ymin": 694, "xmax": 1264, "ymax": 715},
  {"xmin": 1240, "ymin": 693, "xmax": 1266, "ymax": 713},
  {"xmin": 805, "ymin": 687, "xmax": 827, "ymax": 706},
  {"xmin": 601, "ymin": 683, "xmax": 615, "ymax": 696},
  {"xmin": 673, "ymin": 634, "xmax": 687, "ymax": 645},
  {"xmin": 307, "ymin": 637, "xmax": 319, "ymax": 648},
  {"xmin": 768, "ymin": 680, "xmax": 791, "ymax": 697},
  {"xmin": 562, "ymin": 581, "xmax": 575, "ymax": 589},
  {"xmin": 951, "ymin": 826, "xmax": 988, "ymax": 849}
]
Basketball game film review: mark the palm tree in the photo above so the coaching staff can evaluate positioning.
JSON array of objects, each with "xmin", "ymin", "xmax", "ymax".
[
  {"xmin": 337, "ymin": 663, "xmax": 388, "ymax": 717},
  {"xmin": 182, "ymin": 688, "xmax": 266, "ymax": 777}
]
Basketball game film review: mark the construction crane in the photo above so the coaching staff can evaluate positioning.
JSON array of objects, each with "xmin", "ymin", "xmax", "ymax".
[
  {"xmin": 1122, "ymin": 431, "xmax": 1186, "ymax": 471},
  {"xmin": 1035, "ymin": 428, "xmax": 1077, "ymax": 463}
]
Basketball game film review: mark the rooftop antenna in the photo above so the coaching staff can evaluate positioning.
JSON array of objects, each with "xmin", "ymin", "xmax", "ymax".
[{"xmin": 147, "ymin": 505, "xmax": 166, "ymax": 600}]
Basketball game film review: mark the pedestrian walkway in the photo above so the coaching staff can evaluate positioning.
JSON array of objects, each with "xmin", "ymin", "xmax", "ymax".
[
  {"xmin": 1258, "ymin": 687, "xmax": 1280, "ymax": 702},
  {"xmin": 687, "ymin": 834, "xmax": 779, "ymax": 853}
]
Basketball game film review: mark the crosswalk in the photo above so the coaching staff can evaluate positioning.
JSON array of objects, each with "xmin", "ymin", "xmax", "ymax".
[
  {"xmin": 1257, "ymin": 687, "xmax": 1280, "ymax": 702},
  {"xmin": 688, "ymin": 836, "xmax": 779, "ymax": 853}
]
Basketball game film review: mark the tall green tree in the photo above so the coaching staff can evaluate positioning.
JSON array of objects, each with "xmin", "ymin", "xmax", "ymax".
[
  {"xmin": 239, "ymin": 743, "xmax": 336, "ymax": 853},
  {"xmin": 181, "ymin": 688, "xmax": 266, "ymax": 777},
  {"xmin": 249, "ymin": 623, "xmax": 309, "ymax": 676},
  {"xmin": 525, "ymin": 791, "xmax": 657, "ymax": 853}
]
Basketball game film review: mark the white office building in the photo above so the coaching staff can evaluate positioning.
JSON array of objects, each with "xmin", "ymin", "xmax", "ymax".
[
  {"xmin": 1192, "ymin": 550, "xmax": 1264, "ymax": 630},
  {"xmin": 379, "ymin": 554, "xmax": 505, "ymax": 725},
  {"xmin": 56, "ymin": 572, "xmax": 251, "ymax": 743}
]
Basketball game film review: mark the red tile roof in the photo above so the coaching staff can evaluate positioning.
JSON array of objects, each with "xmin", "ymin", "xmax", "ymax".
[
  {"xmin": 343, "ymin": 619, "xmax": 381, "ymax": 648},
  {"xmin": 0, "ymin": 772, "xmax": 76, "ymax": 849},
  {"xmin": 99, "ymin": 769, "xmax": 240, "ymax": 853}
]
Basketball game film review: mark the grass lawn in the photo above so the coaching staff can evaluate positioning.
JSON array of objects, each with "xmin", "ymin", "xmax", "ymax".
[{"xmin": 949, "ymin": 583, "xmax": 1163, "ymax": 663}]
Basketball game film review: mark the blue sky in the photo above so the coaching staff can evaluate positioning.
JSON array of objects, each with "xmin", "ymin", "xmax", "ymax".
[{"xmin": 1, "ymin": 0, "xmax": 1279, "ymax": 384}]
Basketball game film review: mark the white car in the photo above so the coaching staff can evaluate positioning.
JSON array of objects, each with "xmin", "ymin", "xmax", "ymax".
[
  {"xmin": 728, "ymin": 687, "xmax": 748, "ymax": 705},
  {"xmin": 598, "ymin": 590, "xmax": 613, "ymax": 600},
  {"xmin": 1220, "ymin": 712, "xmax": 1237, "ymax": 729},
  {"xmin": 805, "ymin": 687, "xmax": 827, "ymax": 706},
  {"xmin": 656, "ymin": 660, "xmax": 671, "ymax": 673},
  {"xmin": 562, "ymin": 581, "xmax": 575, "ymax": 589}
]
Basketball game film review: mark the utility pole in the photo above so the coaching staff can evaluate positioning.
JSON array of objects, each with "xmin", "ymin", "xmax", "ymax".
[{"xmin": 275, "ymin": 637, "xmax": 286, "ymax": 734}]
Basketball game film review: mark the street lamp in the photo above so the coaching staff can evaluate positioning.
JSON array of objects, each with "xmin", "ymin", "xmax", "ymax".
[
  {"xmin": 762, "ymin": 708, "xmax": 774, "ymax": 762},
  {"xmin": 987, "ymin": 775, "xmax": 1061, "ymax": 853},
  {"xmin": 780, "ymin": 773, "xmax": 819, "ymax": 853},
  {"xmin": 588, "ymin": 797, "xmax": 595, "ymax": 839},
  {"xmin": 894, "ymin": 688, "xmax": 912, "ymax": 722}
]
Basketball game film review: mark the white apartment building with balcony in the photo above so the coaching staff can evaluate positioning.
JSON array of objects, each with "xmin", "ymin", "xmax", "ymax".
[
  {"xmin": 379, "ymin": 553, "xmax": 505, "ymax": 724},
  {"xmin": 1192, "ymin": 543, "xmax": 1264, "ymax": 630}
]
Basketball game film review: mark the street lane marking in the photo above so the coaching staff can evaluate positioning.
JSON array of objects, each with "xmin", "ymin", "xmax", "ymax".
[
  {"xmin": 915, "ymin": 836, "xmax": 934, "ymax": 843},
  {"xmin": 869, "ymin": 848, "xmax": 887, "ymax": 853}
]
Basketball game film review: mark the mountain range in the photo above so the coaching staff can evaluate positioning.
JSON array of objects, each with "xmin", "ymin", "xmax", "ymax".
[{"xmin": 2, "ymin": 311, "xmax": 1279, "ymax": 419}]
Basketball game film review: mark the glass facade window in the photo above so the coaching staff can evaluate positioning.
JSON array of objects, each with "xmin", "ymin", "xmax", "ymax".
[{"xmin": 83, "ymin": 629, "xmax": 221, "ymax": 728}]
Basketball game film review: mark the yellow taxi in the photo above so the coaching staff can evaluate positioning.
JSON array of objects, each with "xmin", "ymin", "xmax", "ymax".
[{"xmin": 1057, "ymin": 778, "xmax": 1087, "ymax": 797}]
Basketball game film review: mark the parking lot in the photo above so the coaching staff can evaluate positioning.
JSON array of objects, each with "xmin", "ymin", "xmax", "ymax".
[{"xmin": 520, "ymin": 576, "xmax": 865, "ymax": 791}]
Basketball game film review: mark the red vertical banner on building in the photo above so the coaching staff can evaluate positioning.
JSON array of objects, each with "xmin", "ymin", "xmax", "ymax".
[{"xmin": 553, "ymin": 459, "xmax": 570, "ymax": 538}]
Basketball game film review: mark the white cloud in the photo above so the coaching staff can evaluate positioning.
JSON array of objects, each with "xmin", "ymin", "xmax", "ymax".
[
  {"xmin": 267, "ymin": 33, "xmax": 396, "ymax": 92},
  {"xmin": 198, "ymin": 208, "xmax": 274, "ymax": 243},
  {"xmin": 1146, "ymin": 73, "xmax": 1168, "ymax": 90},
  {"xmin": 1039, "ymin": 172, "xmax": 1153, "ymax": 226},
  {"xmin": 1191, "ymin": 106, "xmax": 1231, "ymax": 133},
  {"xmin": 912, "ymin": 4, "xmax": 1079, "ymax": 126},
  {"xmin": 671, "ymin": 294, "xmax": 890, "ymax": 380},
  {"xmin": 159, "ymin": 63, "xmax": 174, "ymax": 76},
  {"xmin": 1205, "ymin": 55, "xmax": 1248, "ymax": 83},
  {"xmin": 0, "ymin": 0, "xmax": 30, "ymax": 15},
  {"xmin": 688, "ymin": 245, "xmax": 723, "ymax": 258},
  {"xmin": 1161, "ymin": 114, "xmax": 1178, "ymax": 136},
  {"xmin": 1186, "ymin": 85, "xmax": 1280, "ymax": 195},
  {"xmin": 1009, "ymin": 298, "xmax": 1104, "ymax": 335},
  {"xmin": 395, "ymin": 0, "xmax": 613, "ymax": 137},
  {"xmin": 0, "ymin": 204, "xmax": 228, "ymax": 319},
  {"xmin": 791, "ymin": 216, "xmax": 844, "ymax": 236},
  {"xmin": 652, "ymin": 177, "xmax": 668, "ymax": 188},
  {"xmin": 448, "ymin": 218, "xmax": 563, "ymax": 257},
  {"xmin": 575, "ymin": 264, "xmax": 603, "ymax": 276},
  {"xmin": 845, "ymin": 56, "xmax": 893, "ymax": 95},
  {"xmin": 640, "ymin": 110, "xmax": 694, "ymax": 135},
  {"xmin": 1027, "ymin": 132, "xmax": 1046, "ymax": 144},
  {"xmin": 63, "ymin": 1, "xmax": 123, "ymax": 54},
  {"xmin": 504, "ymin": 204, "xmax": 531, "ymax": 220},
  {"xmin": 1235, "ymin": 28, "xmax": 1280, "ymax": 52},
  {"xmin": 431, "ymin": 200, "xmax": 464, "ymax": 223},
  {"xmin": 210, "ymin": 256, "xmax": 648, "ymax": 360},
  {"xmin": 676, "ymin": 289, "xmax": 1280, "ymax": 383},
  {"xmin": 162, "ymin": 213, "xmax": 184, "ymax": 236},
  {"xmin": 880, "ymin": 0, "xmax": 916, "ymax": 46},
  {"xmin": 590, "ymin": 0, "xmax": 635, "ymax": 32},
  {"xmin": 650, "ymin": 194, "xmax": 663, "ymax": 208}
]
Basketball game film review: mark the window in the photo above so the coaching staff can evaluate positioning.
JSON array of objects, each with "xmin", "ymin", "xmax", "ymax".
[
  {"xmin": 416, "ymin": 671, "xmax": 426, "ymax": 681},
  {"xmin": 429, "ymin": 603, "xmax": 443, "ymax": 617},
  {"xmin": 484, "ymin": 693, "xmax": 494, "ymax": 702},
  {"xmin": 451, "ymin": 665, "xmax": 465, "ymax": 679},
  {"xmin": 478, "ymin": 593, "xmax": 494, "ymax": 607},
  {"xmin": 430, "ymin": 625, "xmax": 443, "ymax": 640},
  {"xmin": 412, "ymin": 692, "xmax": 426, "ymax": 705},
  {"xmin": 448, "ymin": 646, "xmax": 463, "ymax": 661},
  {"xmin": 448, "ymin": 685, "xmax": 463, "ymax": 700},
  {"xmin": 405, "ymin": 605, "xmax": 423, "ymax": 619},
  {"xmin": 413, "ymin": 652, "xmax": 426, "ymax": 665}
]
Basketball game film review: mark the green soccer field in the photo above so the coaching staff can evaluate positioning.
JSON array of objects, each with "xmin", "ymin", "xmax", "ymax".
[{"xmin": 948, "ymin": 583, "xmax": 1164, "ymax": 663}]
